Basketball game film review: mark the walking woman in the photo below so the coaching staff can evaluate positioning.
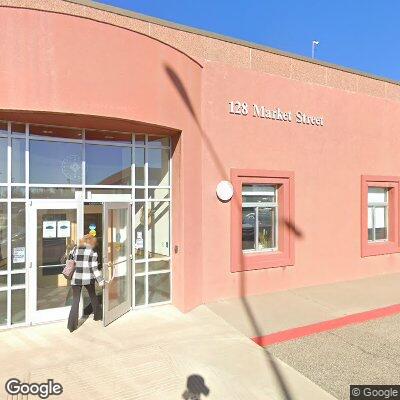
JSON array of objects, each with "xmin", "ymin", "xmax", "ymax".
[{"xmin": 67, "ymin": 233, "xmax": 104, "ymax": 332}]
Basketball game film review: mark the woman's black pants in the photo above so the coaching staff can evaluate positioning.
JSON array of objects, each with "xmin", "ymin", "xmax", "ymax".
[{"xmin": 67, "ymin": 283, "xmax": 101, "ymax": 331}]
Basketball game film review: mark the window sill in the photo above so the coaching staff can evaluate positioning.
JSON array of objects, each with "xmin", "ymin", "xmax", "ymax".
[
  {"xmin": 361, "ymin": 240, "xmax": 400, "ymax": 257},
  {"xmin": 232, "ymin": 250, "xmax": 294, "ymax": 272}
]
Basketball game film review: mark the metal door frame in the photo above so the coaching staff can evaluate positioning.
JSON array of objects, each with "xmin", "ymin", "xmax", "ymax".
[
  {"xmin": 102, "ymin": 202, "xmax": 132, "ymax": 326},
  {"xmin": 27, "ymin": 200, "xmax": 83, "ymax": 325}
]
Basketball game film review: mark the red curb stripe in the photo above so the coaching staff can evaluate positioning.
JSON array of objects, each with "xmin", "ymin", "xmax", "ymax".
[{"xmin": 251, "ymin": 303, "xmax": 400, "ymax": 347}]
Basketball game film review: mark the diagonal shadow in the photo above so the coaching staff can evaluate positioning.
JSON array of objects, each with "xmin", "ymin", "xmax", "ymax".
[{"xmin": 164, "ymin": 63, "xmax": 305, "ymax": 400}]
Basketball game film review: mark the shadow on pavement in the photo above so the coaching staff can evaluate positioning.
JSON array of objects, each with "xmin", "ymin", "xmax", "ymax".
[{"xmin": 182, "ymin": 374, "xmax": 210, "ymax": 400}]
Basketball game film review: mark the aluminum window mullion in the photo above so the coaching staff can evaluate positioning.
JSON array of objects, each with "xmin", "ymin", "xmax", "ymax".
[
  {"xmin": 84, "ymin": 139, "xmax": 131, "ymax": 147},
  {"xmin": 372, "ymin": 205, "xmax": 376, "ymax": 241},
  {"xmin": 131, "ymin": 133, "xmax": 135, "ymax": 307},
  {"xmin": 82, "ymin": 129, "xmax": 86, "ymax": 195},
  {"xmin": 255, "ymin": 207, "xmax": 259, "ymax": 252},
  {"xmin": 144, "ymin": 134, "xmax": 149, "ymax": 306},
  {"xmin": 29, "ymin": 135, "xmax": 83, "ymax": 144},
  {"xmin": 6, "ymin": 122, "xmax": 11, "ymax": 327}
]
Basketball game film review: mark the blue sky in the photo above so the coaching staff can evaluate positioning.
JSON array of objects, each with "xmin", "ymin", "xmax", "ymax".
[{"xmin": 98, "ymin": 0, "xmax": 399, "ymax": 81}]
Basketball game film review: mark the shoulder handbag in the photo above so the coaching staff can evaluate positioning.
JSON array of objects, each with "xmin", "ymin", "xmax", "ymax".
[{"xmin": 62, "ymin": 247, "xmax": 77, "ymax": 280}]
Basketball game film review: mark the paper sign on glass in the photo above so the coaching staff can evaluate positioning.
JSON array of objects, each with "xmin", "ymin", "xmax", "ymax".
[
  {"xmin": 57, "ymin": 221, "xmax": 71, "ymax": 238},
  {"xmin": 43, "ymin": 221, "xmax": 57, "ymax": 238},
  {"xmin": 13, "ymin": 247, "xmax": 25, "ymax": 264},
  {"xmin": 135, "ymin": 231, "xmax": 144, "ymax": 250}
]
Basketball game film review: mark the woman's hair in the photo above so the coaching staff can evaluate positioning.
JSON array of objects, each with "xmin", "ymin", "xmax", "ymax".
[{"xmin": 79, "ymin": 234, "xmax": 97, "ymax": 248}]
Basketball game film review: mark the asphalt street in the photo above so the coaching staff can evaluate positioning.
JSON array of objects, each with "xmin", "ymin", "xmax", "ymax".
[{"xmin": 268, "ymin": 314, "xmax": 400, "ymax": 400}]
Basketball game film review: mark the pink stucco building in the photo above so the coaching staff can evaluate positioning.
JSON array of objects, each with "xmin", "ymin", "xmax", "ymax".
[{"xmin": 0, "ymin": 0, "xmax": 400, "ymax": 328}]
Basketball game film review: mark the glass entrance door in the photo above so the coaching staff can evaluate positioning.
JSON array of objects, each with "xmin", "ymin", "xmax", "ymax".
[
  {"xmin": 28, "ymin": 201, "xmax": 81, "ymax": 324},
  {"xmin": 103, "ymin": 202, "xmax": 132, "ymax": 326}
]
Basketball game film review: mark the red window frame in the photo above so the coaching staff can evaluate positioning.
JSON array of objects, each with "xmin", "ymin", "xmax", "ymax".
[
  {"xmin": 231, "ymin": 169, "xmax": 295, "ymax": 272},
  {"xmin": 361, "ymin": 175, "xmax": 400, "ymax": 257}
]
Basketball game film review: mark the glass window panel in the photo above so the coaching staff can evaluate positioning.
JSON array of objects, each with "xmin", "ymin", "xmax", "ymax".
[
  {"xmin": 11, "ymin": 274, "xmax": 25, "ymax": 286},
  {"xmin": 148, "ymin": 148, "xmax": 169, "ymax": 186},
  {"xmin": 11, "ymin": 123, "xmax": 25, "ymax": 134},
  {"xmin": 0, "ymin": 137, "xmax": 7, "ymax": 184},
  {"xmin": 243, "ymin": 184, "xmax": 276, "ymax": 194},
  {"xmin": 242, "ymin": 207, "xmax": 256, "ymax": 251},
  {"xmin": 30, "ymin": 140, "xmax": 82, "ymax": 184},
  {"xmin": 134, "ymin": 147, "xmax": 145, "ymax": 186},
  {"xmin": 135, "ymin": 203, "xmax": 145, "ymax": 259},
  {"xmin": 0, "ymin": 291, "xmax": 6, "ymax": 326},
  {"xmin": 148, "ymin": 188, "xmax": 169, "ymax": 199},
  {"xmin": 85, "ymin": 130, "xmax": 131, "ymax": 143},
  {"xmin": 0, "ymin": 187, "xmax": 6, "ymax": 199},
  {"xmin": 0, "ymin": 121, "xmax": 7, "ymax": 133},
  {"xmin": 148, "ymin": 273, "xmax": 170, "ymax": 304},
  {"xmin": 135, "ymin": 262, "xmax": 145, "ymax": 274},
  {"xmin": 86, "ymin": 188, "xmax": 131, "ymax": 195},
  {"xmin": 84, "ymin": 203, "xmax": 103, "ymax": 261},
  {"xmin": 135, "ymin": 189, "xmax": 145, "ymax": 199},
  {"xmin": 11, "ymin": 289, "xmax": 25, "ymax": 324},
  {"xmin": 368, "ymin": 228, "xmax": 374, "ymax": 241},
  {"xmin": 368, "ymin": 206, "xmax": 373, "ymax": 229},
  {"xmin": 242, "ymin": 195, "xmax": 276, "ymax": 204},
  {"xmin": 148, "ymin": 260, "xmax": 169, "ymax": 272},
  {"xmin": 258, "ymin": 207, "xmax": 276, "ymax": 250},
  {"xmin": 148, "ymin": 202, "xmax": 170, "ymax": 258},
  {"xmin": 86, "ymin": 144, "xmax": 131, "ymax": 185},
  {"xmin": 0, "ymin": 204, "xmax": 7, "ymax": 271},
  {"xmin": 30, "ymin": 124, "xmax": 82, "ymax": 139},
  {"xmin": 0, "ymin": 275, "xmax": 7, "ymax": 288},
  {"xmin": 135, "ymin": 275, "xmax": 145, "ymax": 306},
  {"xmin": 134, "ymin": 134, "xmax": 145, "ymax": 146},
  {"xmin": 374, "ymin": 207, "xmax": 386, "ymax": 229},
  {"xmin": 106, "ymin": 208, "xmax": 129, "ymax": 311},
  {"xmin": 29, "ymin": 187, "xmax": 80, "ymax": 199},
  {"xmin": 11, "ymin": 187, "xmax": 25, "ymax": 198},
  {"xmin": 368, "ymin": 187, "xmax": 387, "ymax": 203},
  {"xmin": 242, "ymin": 185, "xmax": 276, "ymax": 203},
  {"xmin": 11, "ymin": 138, "xmax": 25, "ymax": 183},
  {"xmin": 375, "ymin": 228, "xmax": 387, "ymax": 241},
  {"xmin": 36, "ymin": 209, "xmax": 77, "ymax": 310},
  {"xmin": 374, "ymin": 207, "xmax": 387, "ymax": 241},
  {"xmin": 12, "ymin": 203, "xmax": 25, "ymax": 270},
  {"xmin": 86, "ymin": 188, "xmax": 131, "ymax": 201},
  {"xmin": 147, "ymin": 135, "xmax": 170, "ymax": 147}
]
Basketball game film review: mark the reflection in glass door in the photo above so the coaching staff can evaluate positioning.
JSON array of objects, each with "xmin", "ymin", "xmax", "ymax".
[
  {"xmin": 134, "ymin": 135, "xmax": 172, "ymax": 308},
  {"xmin": 103, "ymin": 202, "xmax": 131, "ymax": 326},
  {"xmin": 29, "ymin": 202, "xmax": 80, "ymax": 323}
]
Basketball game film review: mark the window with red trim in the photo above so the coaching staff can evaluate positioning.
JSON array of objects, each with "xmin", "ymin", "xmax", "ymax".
[
  {"xmin": 231, "ymin": 170, "xmax": 294, "ymax": 272},
  {"xmin": 361, "ymin": 176, "xmax": 400, "ymax": 257}
]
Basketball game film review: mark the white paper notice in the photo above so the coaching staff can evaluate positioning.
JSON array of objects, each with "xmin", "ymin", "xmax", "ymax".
[
  {"xmin": 114, "ymin": 261, "xmax": 127, "ymax": 278},
  {"xmin": 13, "ymin": 247, "xmax": 25, "ymax": 264},
  {"xmin": 57, "ymin": 221, "xmax": 71, "ymax": 238},
  {"xmin": 43, "ymin": 221, "xmax": 57, "ymax": 238},
  {"xmin": 135, "ymin": 232, "xmax": 144, "ymax": 250}
]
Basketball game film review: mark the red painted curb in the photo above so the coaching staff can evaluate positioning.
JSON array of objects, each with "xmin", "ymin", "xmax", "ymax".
[{"xmin": 251, "ymin": 303, "xmax": 400, "ymax": 347}]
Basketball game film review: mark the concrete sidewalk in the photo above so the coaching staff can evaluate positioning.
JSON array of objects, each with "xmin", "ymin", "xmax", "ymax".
[
  {"xmin": 0, "ymin": 305, "xmax": 335, "ymax": 400},
  {"xmin": 206, "ymin": 273, "xmax": 400, "ymax": 339}
]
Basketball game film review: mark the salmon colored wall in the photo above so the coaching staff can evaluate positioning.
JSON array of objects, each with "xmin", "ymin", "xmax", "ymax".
[
  {"xmin": 0, "ymin": 7, "xmax": 204, "ymax": 311},
  {"xmin": 201, "ymin": 61, "xmax": 400, "ymax": 303},
  {"xmin": 2, "ymin": 6, "xmax": 400, "ymax": 310}
]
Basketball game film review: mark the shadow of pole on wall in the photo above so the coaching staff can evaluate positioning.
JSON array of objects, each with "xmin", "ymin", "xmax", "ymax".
[{"xmin": 164, "ymin": 64, "xmax": 302, "ymax": 400}]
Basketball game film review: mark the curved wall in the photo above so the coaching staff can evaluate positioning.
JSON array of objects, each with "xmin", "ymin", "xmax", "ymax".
[{"xmin": 0, "ymin": 6, "xmax": 204, "ymax": 311}]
